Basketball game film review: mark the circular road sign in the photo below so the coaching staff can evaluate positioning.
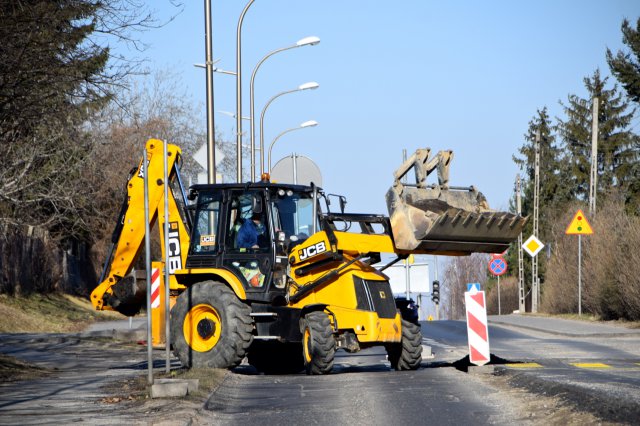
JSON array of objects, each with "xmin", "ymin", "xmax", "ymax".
[{"xmin": 488, "ymin": 256, "xmax": 508, "ymax": 276}]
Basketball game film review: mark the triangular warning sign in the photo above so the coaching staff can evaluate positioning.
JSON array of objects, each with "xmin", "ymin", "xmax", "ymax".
[{"xmin": 565, "ymin": 209, "xmax": 593, "ymax": 235}]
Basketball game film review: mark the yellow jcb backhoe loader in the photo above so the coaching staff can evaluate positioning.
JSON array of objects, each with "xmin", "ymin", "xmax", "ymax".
[{"xmin": 91, "ymin": 139, "xmax": 526, "ymax": 374}]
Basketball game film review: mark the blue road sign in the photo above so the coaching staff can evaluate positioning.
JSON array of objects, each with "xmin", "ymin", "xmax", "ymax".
[
  {"xmin": 467, "ymin": 283, "xmax": 481, "ymax": 292},
  {"xmin": 489, "ymin": 257, "xmax": 507, "ymax": 276}
]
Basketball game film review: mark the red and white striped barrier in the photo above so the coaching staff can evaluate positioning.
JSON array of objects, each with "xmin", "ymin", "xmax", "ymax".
[
  {"xmin": 465, "ymin": 289, "xmax": 490, "ymax": 366},
  {"xmin": 150, "ymin": 267, "xmax": 161, "ymax": 309}
]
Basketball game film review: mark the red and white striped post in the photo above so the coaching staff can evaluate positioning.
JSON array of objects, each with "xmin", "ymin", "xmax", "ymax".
[
  {"xmin": 465, "ymin": 285, "xmax": 490, "ymax": 366},
  {"xmin": 150, "ymin": 267, "xmax": 161, "ymax": 309},
  {"xmin": 150, "ymin": 266, "xmax": 165, "ymax": 346}
]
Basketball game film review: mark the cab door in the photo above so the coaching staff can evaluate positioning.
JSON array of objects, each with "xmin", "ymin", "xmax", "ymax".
[{"xmin": 220, "ymin": 190, "xmax": 275, "ymax": 299}]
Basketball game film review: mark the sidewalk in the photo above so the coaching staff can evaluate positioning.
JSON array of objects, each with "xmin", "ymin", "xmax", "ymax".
[
  {"xmin": 488, "ymin": 314, "xmax": 640, "ymax": 337},
  {"xmin": 82, "ymin": 317, "xmax": 147, "ymax": 341}
]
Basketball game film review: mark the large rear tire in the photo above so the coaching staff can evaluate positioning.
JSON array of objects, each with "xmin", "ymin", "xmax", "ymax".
[
  {"xmin": 386, "ymin": 319, "xmax": 422, "ymax": 371},
  {"xmin": 301, "ymin": 311, "xmax": 336, "ymax": 375},
  {"xmin": 170, "ymin": 281, "xmax": 253, "ymax": 369},
  {"xmin": 247, "ymin": 342, "xmax": 304, "ymax": 374}
]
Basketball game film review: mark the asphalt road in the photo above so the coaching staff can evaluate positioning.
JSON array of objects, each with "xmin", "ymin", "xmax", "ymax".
[
  {"xmin": 1, "ymin": 314, "xmax": 639, "ymax": 425},
  {"xmin": 206, "ymin": 356, "xmax": 523, "ymax": 425},
  {"xmin": 203, "ymin": 315, "xmax": 640, "ymax": 425}
]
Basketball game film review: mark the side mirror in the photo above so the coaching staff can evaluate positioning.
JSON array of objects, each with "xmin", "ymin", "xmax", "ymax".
[{"xmin": 339, "ymin": 196, "xmax": 347, "ymax": 214}]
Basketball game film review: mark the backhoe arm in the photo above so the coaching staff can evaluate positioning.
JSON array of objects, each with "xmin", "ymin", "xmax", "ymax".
[{"xmin": 90, "ymin": 139, "xmax": 191, "ymax": 315}]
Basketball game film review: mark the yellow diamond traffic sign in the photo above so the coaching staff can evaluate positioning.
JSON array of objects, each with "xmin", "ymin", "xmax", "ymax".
[
  {"xmin": 565, "ymin": 209, "xmax": 593, "ymax": 235},
  {"xmin": 522, "ymin": 235, "xmax": 544, "ymax": 257}
]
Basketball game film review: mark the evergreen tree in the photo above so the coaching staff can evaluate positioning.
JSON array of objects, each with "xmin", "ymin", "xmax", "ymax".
[
  {"xmin": 0, "ymin": 1, "xmax": 157, "ymax": 240},
  {"xmin": 556, "ymin": 70, "xmax": 638, "ymax": 206},
  {"xmin": 513, "ymin": 107, "xmax": 568, "ymax": 218},
  {"xmin": 0, "ymin": 1, "xmax": 110, "ymax": 142},
  {"xmin": 509, "ymin": 107, "xmax": 563, "ymax": 286},
  {"xmin": 607, "ymin": 18, "xmax": 640, "ymax": 214},
  {"xmin": 607, "ymin": 18, "xmax": 640, "ymax": 104}
]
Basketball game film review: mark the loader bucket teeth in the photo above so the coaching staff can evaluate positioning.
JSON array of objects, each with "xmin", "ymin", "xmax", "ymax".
[{"xmin": 386, "ymin": 149, "xmax": 527, "ymax": 254}]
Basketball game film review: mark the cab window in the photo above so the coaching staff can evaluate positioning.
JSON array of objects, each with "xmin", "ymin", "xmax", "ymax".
[
  {"xmin": 227, "ymin": 191, "xmax": 269, "ymax": 252},
  {"xmin": 271, "ymin": 190, "xmax": 316, "ymax": 244},
  {"xmin": 191, "ymin": 192, "xmax": 221, "ymax": 253}
]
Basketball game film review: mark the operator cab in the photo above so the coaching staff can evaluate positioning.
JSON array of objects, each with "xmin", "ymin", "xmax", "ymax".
[{"xmin": 186, "ymin": 182, "xmax": 319, "ymax": 303}]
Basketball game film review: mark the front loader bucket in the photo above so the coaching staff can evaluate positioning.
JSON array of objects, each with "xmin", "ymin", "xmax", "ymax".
[{"xmin": 386, "ymin": 149, "xmax": 527, "ymax": 255}]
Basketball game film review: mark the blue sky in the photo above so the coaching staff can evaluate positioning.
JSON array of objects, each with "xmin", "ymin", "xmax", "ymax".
[{"xmin": 126, "ymin": 0, "xmax": 640, "ymax": 216}]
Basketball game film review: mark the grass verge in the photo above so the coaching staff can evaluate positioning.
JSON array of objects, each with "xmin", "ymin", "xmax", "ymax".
[
  {"xmin": 0, "ymin": 293, "xmax": 123, "ymax": 333},
  {"xmin": 0, "ymin": 353, "xmax": 51, "ymax": 382},
  {"xmin": 101, "ymin": 368, "xmax": 227, "ymax": 403}
]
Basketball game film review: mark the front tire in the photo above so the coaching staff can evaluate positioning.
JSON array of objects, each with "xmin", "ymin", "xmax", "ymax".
[
  {"xmin": 386, "ymin": 319, "xmax": 422, "ymax": 371},
  {"xmin": 301, "ymin": 311, "xmax": 336, "ymax": 375},
  {"xmin": 170, "ymin": 281, "xmax": 253, "ymax": 369}
]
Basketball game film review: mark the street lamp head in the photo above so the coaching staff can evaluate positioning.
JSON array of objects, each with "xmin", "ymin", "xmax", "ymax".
[
  {"xmin": 212, "ymin": 66, "xmax": 237, "ymax": 76},
  {"xmin": 296, "ymin": 36, "xmax": 320, "ymax": 47},
  {"xmin": 298, "ymin": 82, "xmax": 319, "ymax": 91},
  {"xmin": 300, "ymin": 120, "xmax": 318, "ymax": 128},
  {"xmin": 217, "ymin": 110, "xmax": 250, "ymax": 121}
]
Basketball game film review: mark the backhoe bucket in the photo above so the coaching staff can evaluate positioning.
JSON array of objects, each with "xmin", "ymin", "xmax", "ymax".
[{"xmin": 386, "ymin": 149, "xmax": 527, "ymax": 255}]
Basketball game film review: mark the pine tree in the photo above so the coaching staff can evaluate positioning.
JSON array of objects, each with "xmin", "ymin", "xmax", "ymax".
[
  {"xmin": 607, "ymin": 18, "xmax": 640, "ymax": 214},
  {"xmin": 556, "ymin": 70, "xmax": 638, "ymax": 206},
  {"xmin": 509, "ymin": 107, "xmax": 563, "ymax": 286},
  {"xmin": 0, "ymin": 1, "xmax": 110, "ymax": 142},
  {"xmin": 0, "ymin": 1, "xmax": 157, "ymax": 240},
  {"xmin": 607, "ymin": 18, "xmax": 640, "ymax": 104},
  {"xmin": 513, "ymin": 107, "xmax": 568, "ymax": 218}
]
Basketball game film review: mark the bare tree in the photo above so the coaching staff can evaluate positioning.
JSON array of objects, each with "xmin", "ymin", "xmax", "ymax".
[
  {"xmin": 441, "ymin": 254, "xmax": 490, "ymax": 320},
  {"xmin": 85, "ymin": 70, "xmax": 236, "ymax": 256}
]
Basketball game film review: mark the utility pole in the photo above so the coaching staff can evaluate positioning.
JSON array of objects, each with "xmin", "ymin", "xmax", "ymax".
[
  {"xmin": 516, "ymin": 174, "xmax": 525, "ymax": 312},
  {"xmin": 532, "ymin": 131, "xmax": 540, "ymax": 313},
  {"xmin": 589, "ymin": 97, "xmax": 599, "ymax": 216}
]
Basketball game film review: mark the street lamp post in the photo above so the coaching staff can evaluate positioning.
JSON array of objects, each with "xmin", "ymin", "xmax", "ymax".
[
  {"xmin": 268, "ymin": 120, "xmax": 318, "ymax": 174},
  {"xmin": 235, "ymin": 0, "xmax": 256, "ymax": 183},
  {"xmin": 259, "ymin": 82, "xmax": 319, "ymax": 175},
  {"xmin": 204, "ymin": 0, "xmax": 216, "ymax": 184},
  {"xmin": 249, "ymin": 36, "xmax": 320, "ymax": 181}
]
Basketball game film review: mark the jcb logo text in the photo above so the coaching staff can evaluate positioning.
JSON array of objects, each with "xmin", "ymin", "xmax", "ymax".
[
  {"xmin": 298, "ymin": 241, "xmax": 327, "ymax": 261},
  {"xmin": 167, "ymin": 222, "xmax": 182, "ymax": 273}
]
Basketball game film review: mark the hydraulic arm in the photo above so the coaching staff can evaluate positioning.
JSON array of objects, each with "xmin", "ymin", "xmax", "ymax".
[{"xmin": 90, "ymin": 139, "xmax": 191, "ymax": 315}]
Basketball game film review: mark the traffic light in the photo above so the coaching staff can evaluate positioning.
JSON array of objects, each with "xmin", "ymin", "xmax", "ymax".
[{"xmin": 431, "ymin": 280, "xmax": 440, "ymax": 304}]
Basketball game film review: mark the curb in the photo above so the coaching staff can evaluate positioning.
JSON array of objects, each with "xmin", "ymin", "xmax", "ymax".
[
  {"xmin": 78, "ymin": 328, "xmax": 147, "ymax": 342},
  {"xmin": 487, "ymin": 319, "xmax": 640, "ymax": 338}
]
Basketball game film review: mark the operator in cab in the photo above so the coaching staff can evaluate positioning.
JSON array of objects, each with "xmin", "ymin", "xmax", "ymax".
[{"xmin": 237, "ymin": 212, "xmax": 265, "ymax": 249}]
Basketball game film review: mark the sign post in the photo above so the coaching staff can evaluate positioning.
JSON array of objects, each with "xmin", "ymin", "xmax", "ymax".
[
  {"xmin": 565, "ymin": 209, "xmax": 594, "ymax": 315},
  {"xmin": 488, "ymin": 256, "xmax": 507, "ymax": 315},
  {"xmin": 522, "ymin": 235, "xmax": 544, "ymax": 312}
]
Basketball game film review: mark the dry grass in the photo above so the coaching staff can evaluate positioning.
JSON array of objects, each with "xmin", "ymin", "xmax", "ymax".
[
  {"xmin": 486, "ymin": 276, "xmax": 520, "ymax": 315},
  {"xmin": 102, "ymin": 367, "xmax": 227, "ymax": 404},
  {"xmin": 0, "ymin": 353, "xmax": 51, "ymax": 382},
  {"xmin": 0, "ymin": 293, "xmax": 122, "ymax": 333},
  {"xmin": 542, "ymin": 198, "xmax": 640, "ymax": 320}
]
